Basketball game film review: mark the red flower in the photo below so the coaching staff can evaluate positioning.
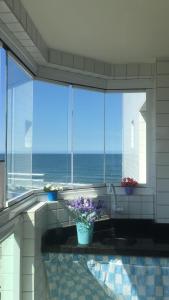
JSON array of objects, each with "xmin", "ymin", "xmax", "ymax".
[{"xmin": 121, "ymin": 177, "xmax": 138, "ymax": 187}]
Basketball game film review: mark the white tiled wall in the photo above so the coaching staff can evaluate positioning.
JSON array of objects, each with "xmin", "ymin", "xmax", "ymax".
[
  {"xmin": 156, "ymin": 59, "xmax": 169, "ymax": 222},
  {"xmin": 22, "ymin": 201, "xmax": 48, "ymax": 300},
  {"xmin": 0, "ymin": 216, "xmax": 22, "ymax": 300},
  {"xmin": 40, "ymin": 189, "xmax": 154, "ymax": 230}
]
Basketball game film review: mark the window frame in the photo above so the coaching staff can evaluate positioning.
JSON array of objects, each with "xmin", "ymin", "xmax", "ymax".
[
  {"xmin": 33, "ymin": 80, "xmax": 153, "ymax": 188},
  {"xmin": 6, "ymin": 51, "xmax": 34, "ymax": 205},
  {"xmin": 0, "ymin": 42, "xmax": 155, "ymax": 209},
  {"xmin": 106, "ymin": 88, "xmax": 153, "ymax": 188}
]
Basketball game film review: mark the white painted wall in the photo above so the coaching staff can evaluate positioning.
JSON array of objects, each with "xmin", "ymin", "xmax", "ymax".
[{"xmin": 122, "ymin": 92, "xmax": 146, "ymax": 183}]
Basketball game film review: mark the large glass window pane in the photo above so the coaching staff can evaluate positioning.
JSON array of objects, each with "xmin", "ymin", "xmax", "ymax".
[
  {"xmin": 122, "ymin": 92, "xmax": 146, "ymax": 184},
  {"xmin": 7, "ymin": 55, "xmax": 33, "ymax": 199},
  {"xmin": 105, "ymin": 91, "xmax": 146, "ymax": 184},
  {"xmin": 105, "ymin": 93, "xmax": 122, "ymax": 183},
  {"xmin": 73, "ymin": 87, "xmax": 104, "ymax": 183},
  {"xmin": 33, "ymin": 80, "xmax": 70, "ymax": 185}
]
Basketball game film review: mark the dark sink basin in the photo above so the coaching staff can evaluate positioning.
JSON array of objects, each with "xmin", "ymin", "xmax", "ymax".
[{"xmin": 100, "ymin": 236, "xmax": 137, "ymax": 247}]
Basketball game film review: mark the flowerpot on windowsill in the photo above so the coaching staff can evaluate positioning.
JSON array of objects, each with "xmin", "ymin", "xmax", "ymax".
[
  {"xmin": 124, "ymin": 186, "xmax": 134, "ymax": 195},
  {"xmin": 76, "ymin": 222, "xmax": 94, "ymax": 245},
  {"xmin": 47, "ymin": 191, "xmax": 58, "ymax": 201}
]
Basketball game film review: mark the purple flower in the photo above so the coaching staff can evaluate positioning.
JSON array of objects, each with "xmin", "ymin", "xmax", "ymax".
[{"xmin": 66, "ymin": 197, "xmax": 103, "ymax": 227}]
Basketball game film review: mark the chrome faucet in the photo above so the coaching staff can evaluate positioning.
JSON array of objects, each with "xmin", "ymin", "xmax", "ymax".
[{"xmin": 106, "ymin": 183, "xmax": 123, "ymax": 215}]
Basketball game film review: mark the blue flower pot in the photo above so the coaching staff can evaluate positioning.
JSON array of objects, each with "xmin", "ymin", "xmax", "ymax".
[
  {"xmin": 76, "ymin": 222, "xmax": 94, "ymax": 245},
  {"xmin": 125, "ymin": 187, "xmax": 134, "ymax": 195},
  {"xmin": 47, "ymin": 191, "xmax": 58, "ymax": 201}
]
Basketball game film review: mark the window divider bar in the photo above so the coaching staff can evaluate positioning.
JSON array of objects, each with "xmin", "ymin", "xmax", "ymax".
[
  {"xmin": 103, "ymin": 92, "xmax": 106, "ymax": 183},
  {"xmin": 69, "ymin": 85, "xmax": 74, "ymax": 184}
]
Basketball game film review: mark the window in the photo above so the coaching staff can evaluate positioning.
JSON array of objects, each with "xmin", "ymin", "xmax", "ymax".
[
  {"xmin": 73, "ymin": 87, "xmax": 104, "ymax": 183},
  {"xmin": 33, "ymin": 82, "xmax": 146, "ymax": 185},
  {"xmin": 105, "ymin": 92, "xmax": 122, "ymax": 183},
  {"xmin": 122, "ymin": 92, "xmax": 146, "ymax": 184},
  {"xmin": 7, "ymin": 54, "xmax": 33, "ymax": 199},
  {"xmin": 33, "ymin": 80, "xmax": 70, "ymax": 185}
]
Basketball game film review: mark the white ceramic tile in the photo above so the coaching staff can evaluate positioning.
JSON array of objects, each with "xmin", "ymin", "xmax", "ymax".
[
  {"xmin": 114, "ymin": 213, "xmax": 128, "ymax": 219},
  {"xmin": 73, "ymin": 55, "xmax": 84, "ymax": 70},
  {"xmin": 111, "ymin": 64, "xmax": 115, "ymax": 77},
  {"xmin": 156, "ymin": 218, "xmax": 169, "ymax": 223},
  {"xmin": 22, "ymin": 257, "xmax": 34, "ymax": 275},
  {"xmin": 157, "ymin": 61, "xmax": 169, "ymax": 74},
  {"xmin": 23, "ymin": 221, "xmax": 35, "ymax": 238},
  {"xmin": 1, "ymin": 291, "xmax": 13, "ymax": 300},
  {"xmin": 1, "ymin": 236, "xmax": 14, "ymax": 256},
  {"xmin": 0, "ymin": 12, "xmax": 16, "ymax": 23},
  {"xmin": 157, "ymin": 75, "xmax": 169, "ymax": 87},
  {"xmin": 139, "ymin": 63, "xmax": 152, "ymax": 77},
  {"xmin": 157, "ymin": 193, "xmax": 169, "ymax": 205},
  {"xmin": 157, "ymin": 165, "xmax": 169, "ymax": 178},
  {"xmin": 6, "ymin": 22, "xmax": 23, "ymax": 32},
  {"xmin": 157, "ymin": 88, "xmax": 169, "ymax": 101},
  {"xmin": 156, "ymin": 101, "xmax": 169, "ymax": 113},
  {"xmin": 5, "ymin": 0, "xmax": 13, "ymax": 9},
  {"xmin": 20, "ymin": 4, "xmax": 27, "ymax": 29},
  {"xmin": 129, "ymin": 214, "xmax": 141, "ymax": 219},
  {"xmin": 61, "ymin": 221, "xmax": 69, "ymax": 227},
  {"xmin": 157, "ymin": 179, "xmax": 169, "ymax": 192},
  {"xmin": 141, "ymin": 202, "xmax": 154, "ymax": 214},
  {"xmin": 47, "ymin": 202, "xmax": 58, "ymax": 210},
  {"xmin": 84, "ymin": 57, "xmax": 94, "ymax": 73},
  {"xmin": 127, "ymin": 63, "xmax": 138, "ymax": 77},
  {"xmin": 129, "ymin": 201, "xmax": 141, "ymax": 215},
  {"xmin": 23, "ymin": 274, "xmax": 34, "ymax": 292},
  {"xmin": 23, "ymin": 212, "xmax": 35, "ymax": 222},
  {"xmin": 117, "ymin": 201, "xmax": 129, "ymax": 214},
  {"xmin": 156, "ymin": 140, "xmax": 169, "ymax": 153},
  {"xmin": 22, "ymin": 292, "xmax": 34, "ymax": 300},
  {"xmin": 156, "ymin": 205, "xmax": 169, "ymax": 218},
  {"xmin": 1, "ymin": 273, "xmax": 13, "ymax": 291},
  {"xmin": 141, "ymin": 214, "xmax": 154, "ymax": 219},
  {"xmin": 94, "ymin": 60, "xmax": 105, "ymax": 75},
  {"xmin": 13, "ymin": 0, "xmax": 21, "ymax": 19},
  {"xmin": 57, "ymin": 208, "xmax": 70, "ymax": 223},
  {"xmin": 104, "ymin": 63, "xmax": 111, "ymax": 76},
  {"xmin": 47, "ymin": 210, "xmax": 57, "ymax": 225},
  {"xmin": 114, "ymin": 64, "xmax": 126, "ymax": 78},
  {"xmin": 156, "ymin": 127, "xmax": 169, "ymax": 139},
  {"xmin": 23, "ymin": 239, "xmax": 34, "ymax": 256},
  {"xmin": 0, "ymin": 255, "xmax": 14, "ymax": 274},
  {"xmin": 0, "ymin": 2, "xmax": 10, "ymax": 13},
  {"xmin": 62, "ymin": 52, "xmax": 74, "ymax": 68},
  {"xmin": 14, "ymin": 30, "xmax": 30, "ymax": 40},
  {"xmin": 49, "ymin": 49, "xmax": 62, "ymax": 65},
  {"xmin": 141, "ymin": 195, "xmax": 154, "ymax": 202},
  {"xmin": 156, "ymin": 153, "xmax": 169, "ymax": 165}
]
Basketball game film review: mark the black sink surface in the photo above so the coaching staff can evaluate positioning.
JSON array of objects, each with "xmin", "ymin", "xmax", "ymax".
[
  {"xmin": 100, "ymin": 236, "xmax": 137, "ymax": 247},
  {"xmin": 42, "ymin": 219, "xmax": 169, "ymax": 257}
]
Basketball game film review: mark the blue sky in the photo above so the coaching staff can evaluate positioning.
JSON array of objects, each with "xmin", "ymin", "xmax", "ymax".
[
  {"xmin": 0, "ymin": 48, "xmax": 122, "ymax": 155},
  {"xmin": 33, "ymin": 81, "xmax": 122, "ymax": 154}
]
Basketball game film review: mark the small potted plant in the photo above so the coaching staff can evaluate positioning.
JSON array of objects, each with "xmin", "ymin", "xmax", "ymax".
[
  {"xmin": 121, "ymin": 177, "xmax": 138, "ymax": 195},
  {"xmin": 43, "ymin": 184, "xmax": 63, "ymax": 201},
  {"xmin": 66, "ymin": 197, "xmax": 103, "ymax": 245}
]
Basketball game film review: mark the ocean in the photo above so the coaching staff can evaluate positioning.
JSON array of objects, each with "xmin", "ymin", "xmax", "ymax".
[{"xmin": 32, "ymin": 153, "xmax": 122, "ymax": 185}]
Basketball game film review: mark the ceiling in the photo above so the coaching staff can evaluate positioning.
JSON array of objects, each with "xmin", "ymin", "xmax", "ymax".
[{"xmin": 21, "ymin": 0, "xmax": 169, "ymax": 64}]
